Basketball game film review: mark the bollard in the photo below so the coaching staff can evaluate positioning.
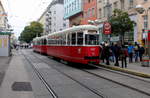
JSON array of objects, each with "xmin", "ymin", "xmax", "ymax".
[{"xmin": 141, "ymin": 56, "xmax": 150, "ymax": 67}]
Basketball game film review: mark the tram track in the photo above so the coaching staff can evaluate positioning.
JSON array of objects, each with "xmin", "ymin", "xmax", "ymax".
[
  {"xmin": 23, "ymin": 50, "xmax": 107, "ymax": 98},
  {"xmin": 21, "ymin": 51, "xmax": 58, "ymax": 98},
  {"xmin": 89, "ymin": 64, "xmax": 150, "ymax": 83},
  {"xmin": 30, "ymin": 50, "xmax": 150, "ymax": 97}
]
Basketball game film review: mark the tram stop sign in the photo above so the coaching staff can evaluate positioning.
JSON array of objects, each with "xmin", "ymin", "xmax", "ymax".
[{"xmin": 103, "ymin": 22, "xmax": 111, "ymax": 35}]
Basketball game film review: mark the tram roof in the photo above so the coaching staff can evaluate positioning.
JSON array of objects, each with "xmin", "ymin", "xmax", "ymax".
[
  {"xmin": 33, "ymin": 35, "xmax": 47, "ymax": 41},
  {"xmin": 48, "ymin": 25, "xmax": 98, "ymax": 36}
]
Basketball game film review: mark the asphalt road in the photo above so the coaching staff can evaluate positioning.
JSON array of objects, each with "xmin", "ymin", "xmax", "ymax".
[{"xmin": 22, "ymin": 49, "xmax": 150, "ymax": 98}]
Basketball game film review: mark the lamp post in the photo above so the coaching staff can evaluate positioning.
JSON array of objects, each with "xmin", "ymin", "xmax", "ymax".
[{"xmin": 135, "ymin": 4, "xmax": 150, "ymax": 66}]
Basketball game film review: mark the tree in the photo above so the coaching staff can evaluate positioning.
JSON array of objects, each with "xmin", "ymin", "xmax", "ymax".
[
  {"xmin": 19, "ymin": 21, "xmax": 43, "ymax": 43},
  {"xmin": 108, "ymin": 9, "xmax": 135, "ymax": 44}
]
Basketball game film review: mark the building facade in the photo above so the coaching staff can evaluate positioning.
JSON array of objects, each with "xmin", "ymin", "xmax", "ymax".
[
  {"xmin": 0, "ymin": 1, "xmax": 11, "ymax": 56},
  {"xmin": 38, "ymin": 11, "xmax": 47, "ymax": 35},
  {"xmin": 81, "ymin": 0, "xmax": 97, "ymax": 25},
  {"xmin": 64, "ymin": 0, "xmax": 83, "ymax": 26},
  {"xmin": 0, "ymin": 1, "xmax": 8, "ymax": 32},
  {"xmin": 45, "ymin": 0, "xmax": 69, "ymax": 34},
  {"xmin": 97, "ymin": 0, "xmax": 150, "ymax": 43}
]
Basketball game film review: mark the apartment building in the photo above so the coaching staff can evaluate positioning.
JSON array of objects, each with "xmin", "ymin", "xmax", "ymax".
[
  {"xmin": 38, "ymin": 11, "xmax": 47, "ymax": 35},
  {"xmin": 64, "ymin": 0, "xmax": 83, "ymax": 26},
  {"xmin": 0, "ymin": 1, "xmax": 8, "ymax": 32},
  {"xmin": 81, "ymin": 0, "xmax": 97, "ymax": 25},
  {"xmin": 97, "ymin": 0, "xmax": 150, "ymax": 43},
  {"xmin": 43, "ymin": 0, "xmax": 69, "ymax": 34}
]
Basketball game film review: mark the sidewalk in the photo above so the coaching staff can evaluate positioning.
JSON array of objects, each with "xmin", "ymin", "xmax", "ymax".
[
  {"xmin": 0, "ymin": 50, "xmax": 34, "ymax": 98},
  {"xmin": 100, "ymin": 60, "xmax": 150, "ymax": 78}
]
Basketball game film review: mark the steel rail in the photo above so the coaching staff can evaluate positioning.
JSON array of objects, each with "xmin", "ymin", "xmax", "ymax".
[
  {"xmin": 32, "ymin": 51, "xmax": 150, "ymax": 97},
  {"xmin": 31, "ymin": 52, "xmax": 107, "ymax": 98},
  {"xmin": 21, "ymin": 51, "xmax": 58, "ymax": 98}
]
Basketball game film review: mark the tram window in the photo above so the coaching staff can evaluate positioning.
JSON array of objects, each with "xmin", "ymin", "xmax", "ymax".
[
  {"xmin": 43, "ymin": 39, "xmax": 47, "ymax": 45},
  {"xmin": 62, "ymin": 35, "xmax": 66, "ymax": 45},
  {"xmin": 67, "ymin": 34, "xmax": 71, "ymax": 45},
  {"xmin": 71, "ymin": 33, "xmax": 76, "ymax": 45},
  {"xmin": 85, "ymin": 34, "xmax": 99, "ymax": 45},
  {"xmin": 77, "ymin": 32, "xmax": 83, "ymax": 45}
]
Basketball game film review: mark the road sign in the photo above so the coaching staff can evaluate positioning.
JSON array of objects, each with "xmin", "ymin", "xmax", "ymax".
[{"xmin": 103, "ymin": 22, "xmax": 111, "ymax": 35}]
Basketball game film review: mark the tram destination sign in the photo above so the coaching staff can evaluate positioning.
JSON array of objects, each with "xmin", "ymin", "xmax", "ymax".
[{"xmin": 103, "ymin": 22, "xmax": 111, "ymax": 35}]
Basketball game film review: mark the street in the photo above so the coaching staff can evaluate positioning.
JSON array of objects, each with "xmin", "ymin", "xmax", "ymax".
[{"xmin": 0, "ymin": 49, "xmax": 150, "ymax": 98}]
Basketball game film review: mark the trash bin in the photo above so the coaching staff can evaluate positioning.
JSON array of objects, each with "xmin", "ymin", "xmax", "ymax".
[{"xmin": 141, "ymin": 56, "xmax": 150, "ymax": 67}]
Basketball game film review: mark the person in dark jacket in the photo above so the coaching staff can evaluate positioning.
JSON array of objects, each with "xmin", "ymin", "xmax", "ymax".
[
  {"xmin": 114, "ymin": 43, "xmax": 121, "ymax": 66},
  {"xmin": 139, "ymin": 45, "xmax": 145, "ymax": 61},
  {"xmin": 104, "ymin": 43, "xmax": 111, "ymax": 65},
  {"xmin": 100, "ymin": 43, "xmax": 106, "ymax": 63},
  {"xmin": 120, "ymin": 45, "xmax": 128, "ymax": 68}
]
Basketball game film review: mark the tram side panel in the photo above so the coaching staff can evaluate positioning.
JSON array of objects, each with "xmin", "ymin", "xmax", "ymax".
[
  {"xmin": 46, "ymin": 46, "xmax": 100, "ymax": 64},
  {"xmin": 40, "ymin": 45, "xmax": 47, "ymax": 54},
  {"xmin": 33, "ymin": 45, "xmax": 41, "ymax": 53}
]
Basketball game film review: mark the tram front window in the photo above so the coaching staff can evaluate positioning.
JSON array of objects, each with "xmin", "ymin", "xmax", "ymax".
[{"xmin": 85, "ymin": 34, "xmax": 99, "ymax": 45}]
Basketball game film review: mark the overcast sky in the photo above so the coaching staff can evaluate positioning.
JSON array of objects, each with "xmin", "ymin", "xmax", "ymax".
[{"xmin": 1, "ymin": 0, "xmax": 52, "ymax": 38}]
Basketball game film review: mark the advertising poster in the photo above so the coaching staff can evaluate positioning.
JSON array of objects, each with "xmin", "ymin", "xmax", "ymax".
[{"xmin": 3, "ymin": 38, "xmax": 8, "ymax": 48}]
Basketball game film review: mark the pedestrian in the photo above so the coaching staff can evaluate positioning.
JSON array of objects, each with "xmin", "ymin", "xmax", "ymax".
[
  {"xmin": 128, "ymin": 43, "xmax": 134, "ymax": 63},
  {"xmin": 134, "ymin": 42, "xmax": 139, "ymax": 62},
  {"xmin": 113, "ymin": 43, "xmax": 121, "ymax": 66},
  {"xmin": 100, "ymin": 43, "xmax": 106, "ymax": 63},
  {"xmin": 104, "ymin": 42, "xmax": 111, "ymax": 65},
  {"xmin": 110, "ymin": 43, "xmax": 115, "ymax": 62},
  {"xmin": 139, "ymin": 45, "xmax": 145, "ymax": 61},
  {"xmin": 120, "ymin": 45, "xmax": 128, "ymax": 68}
]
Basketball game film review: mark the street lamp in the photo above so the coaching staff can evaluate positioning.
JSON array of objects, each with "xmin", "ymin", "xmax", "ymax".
[{"xmin": 135, "ymin": 4, "xmax": 150, "ymax": 66}]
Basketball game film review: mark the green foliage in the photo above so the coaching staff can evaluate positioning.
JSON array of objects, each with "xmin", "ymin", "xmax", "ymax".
[
  {"xmin": 19, "ymin": 21, "xmax": 43, "ymax": 43},
  {"xmin": 108, "ymin": 9, "xmax": 135, "ymax": 43}
]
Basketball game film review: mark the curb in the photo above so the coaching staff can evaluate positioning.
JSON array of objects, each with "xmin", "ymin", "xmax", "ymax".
[{"xmin": 99, "ymin": 64, "xmax": 150, "ymax": 78}]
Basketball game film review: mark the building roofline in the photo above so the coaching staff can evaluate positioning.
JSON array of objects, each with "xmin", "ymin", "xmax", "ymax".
[{"xmin": 37, "ymin": 0, "xmax": 64, "ymax": 22}]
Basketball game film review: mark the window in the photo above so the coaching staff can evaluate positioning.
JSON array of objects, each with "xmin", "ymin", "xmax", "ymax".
[
  {"xmin": 54, "ymin": 11, "xmax": 56, "ymax": 14},
  {"xmin": 143, "ymin": 15, "xmax": 148, "ymax": 29},
  {"xmin": 43, "ymin": 39, "xmax": 47, "ymax": 45},
  {"xmin": 84, "ymin": 11, "xmax": 87, "ymax": 18},
  {"xmin": 129, "ymin": 0, "xmax": 134, "ymax": 9},
  {"xmin": 71, "ymin": 33, "xmax": 76, "ymax": 45},
  {"xmin": 92, "ymin": 8, "xmax": 95, "ymax": 16},
  {"xmin": 88, "ymin": 8, "xmax": 91, "ymax": 17},
  {"xmin": 99, "ymin": 8, "xmax": 102, "ymax": 19},
  {"xmin": 77, "ymin": 32, "xmax": 83, "ymax": 45},
  {"xmin": 114, "ymin": 1, "xmax": 118, "ymax": 9},
  {"xmin": 67, "ymin": 34, "xmax": 71, "ymax": 45},
  {"xmin": 85, "ymin": 34, "xmax": 99, "ymax": 45},
  {"xmin": 120, "ymin": 0, "xmax": 125, "ymax": 10}
]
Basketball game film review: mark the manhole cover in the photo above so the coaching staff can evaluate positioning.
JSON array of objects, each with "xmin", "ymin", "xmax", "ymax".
[{"xmin": 12, "ymin": 82, "xmax": 32, "ymax": 91}]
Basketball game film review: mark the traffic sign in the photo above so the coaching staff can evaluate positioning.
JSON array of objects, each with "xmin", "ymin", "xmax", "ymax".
[{"xmin": 103, "ymin": 22, "xmax": 111, "ymax": 35}]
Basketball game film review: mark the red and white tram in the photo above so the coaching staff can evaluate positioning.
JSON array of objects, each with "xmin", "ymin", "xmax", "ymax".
[
  {"xmin": 33, "ymin": 25, "xmax": 101, "ymax": 64},
  {"xmin": 33, "ymin": 36, "xmax": 47, "ymax": 54}
]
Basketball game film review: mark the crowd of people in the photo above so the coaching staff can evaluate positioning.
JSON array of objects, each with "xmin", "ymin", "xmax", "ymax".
[{"xmin": 100, "ymin": 42, "xmax": 145, "ymax": 68}]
